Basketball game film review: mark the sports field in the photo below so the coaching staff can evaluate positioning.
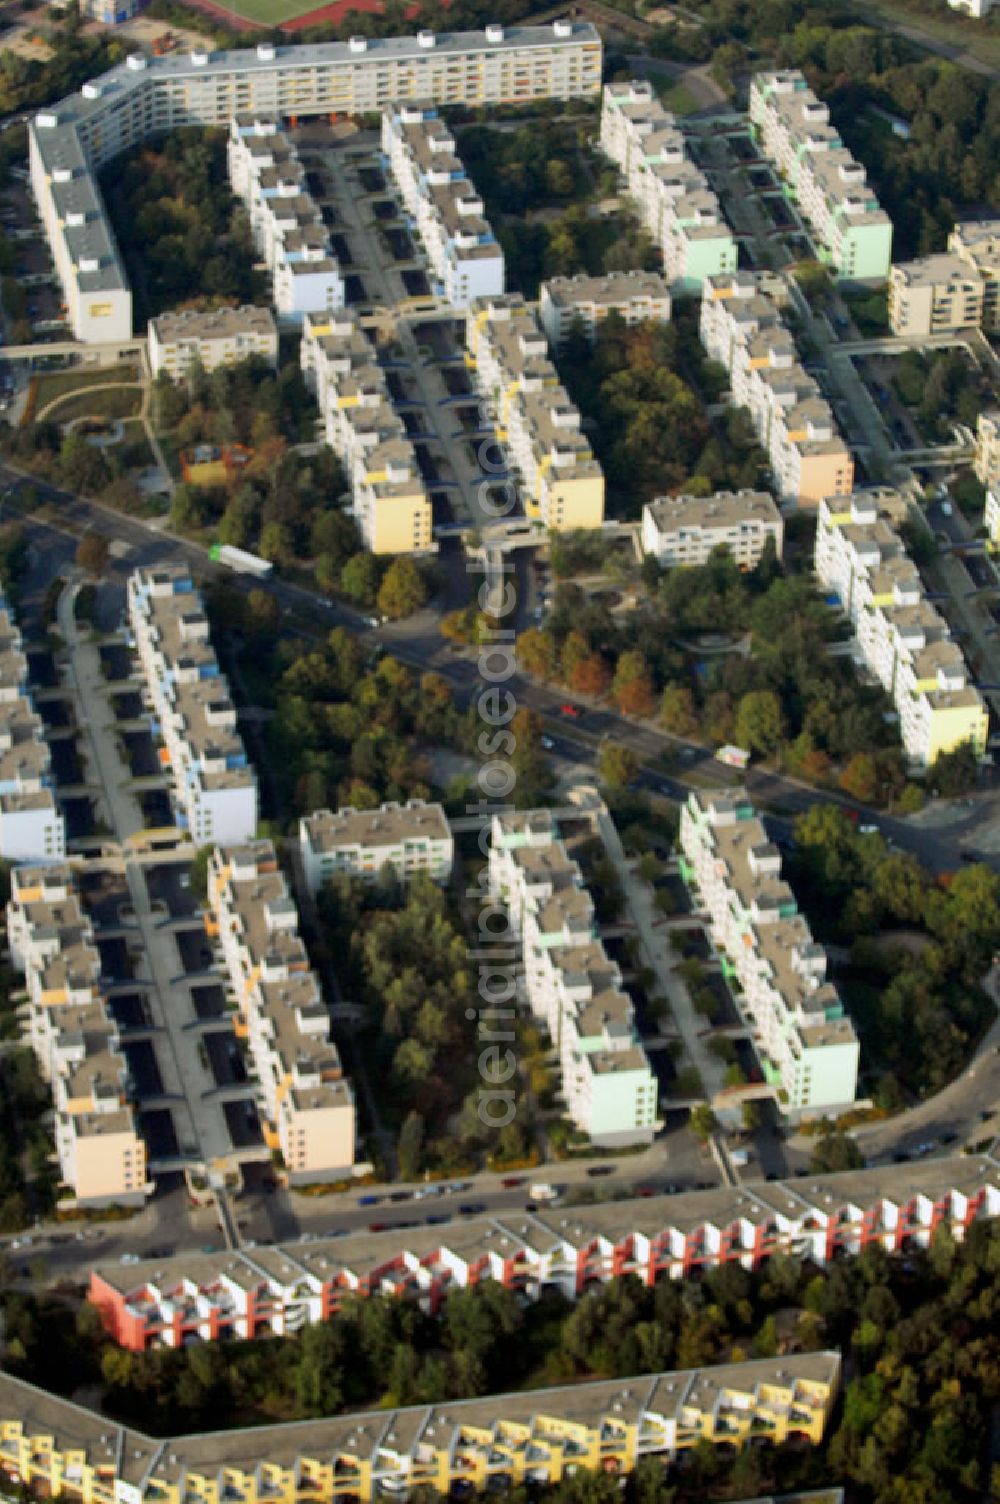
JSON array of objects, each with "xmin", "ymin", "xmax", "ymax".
[{"xmin": 182, "ymin": 0, "xmax": 391, "ymax": 29}]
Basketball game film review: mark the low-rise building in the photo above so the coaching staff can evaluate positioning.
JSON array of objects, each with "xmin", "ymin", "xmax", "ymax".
[
  {"xmin": 749, "ymin": 70, "xmax": 892, "ymax": 280},
  {"xmin": 679, "ymin": 788, "xmax": 859, "ymax": 1113},
  {"xmin": 148, "ymin": 304, "xmax": 279, "ymax": 379},
  {"xmin": 207, "ymin": 840, "xmax": 355, "ymax": 1182},
  {"xmin": 700, "ymin": 272, "xmax": 853, "ymax": 509},
  {"xmin": 7, "ymin": 864, "xmax": 148, "ymax": 1207},
  {"xmin": 0, "ymin": 590, "xmax": 65, "ymax": 864},
  {"xmin": 228, "ymin": 119, "xmax": 343, "ymax": 324},
  {"xmin": 538, "ymin": 269, "xmax": 672, "ymax": 348},
  {"xmin": 599, "ymin": 81, "xmax": 737, "ymax": 293},
  {"xmin": 641, "ymin": 489, "xmax": 783, "ymax": 569},
  {"xmin": 382, "ymin": 105, "xmax": 504, "ymax": 307},
  {"xmin": 300, "ymin": 310, "xmax": 433, "ymax": 554},
  {"xmin": 949, "ymin": 0, "xmax": 995, "ymax": 14},
  {"xmin": 974, "ymin": 409, "xmax": 1000, "ymax": 491},
  {"xmin": 489, "ymin": 810, "xmax": 656, "ymax": 1144},
  {"xmin": 888, "ymin": 253, "xmax": 985, "ymax": 337},
  {"xmin": 814, "ymin": 489, "xmax": 989, "ymax": 767},
  {"xmin": 299, "ymin": 800, "xmax": 453, "ymax": 896},
  {"xmin": 0, "ymin": 1352, "xmax": 840, "ymax": 1502},
  {"xmin": 127, "ymin": 566, "xmax": 258, "ymax": 845},
  {"xmin": 466, "ymin": 293, "xmax": 604, "ymax": 530},
  {"xmin": 86, "ymin": 1151, "xmax": 1000, "ymax": 1349}
]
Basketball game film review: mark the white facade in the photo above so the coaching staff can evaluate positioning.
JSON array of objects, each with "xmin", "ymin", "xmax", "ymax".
[
  {"xmin": 227, "ymin": 120, "xmax": 343, "ymax": 325},
  {"xmin": 6, "ymin": 865, "xmax": 148, "ymax": 1206},
  {"xmin": 0, "ymin": 590, "xmax": 65, "ymax": 864},
  {"xmin": 382, "ymin": 105, "xmax": 504, "ymax": 307},
  {"xmin": 127, "ymin": 565, "xmax": 258, "ymax": 845},
  {"xmin": 749, "ymin": 71, "xmax": 892, "ymax": 280},
  {"xmin": 300, "ymin": 310, "xmax": 433, "ymax": 555},
  {"xmin": 699, "ymin": 272, "xmax": 853, "ymax": 508},
  {"xmin": 679, "ymin": 789, "xmax": 859, "ymax": 1113},
  {"xmin": 29, "ymin": 23, "xmax": 600, "ymax": 343},
  {"xmin": 641, "ymin": 490, "xmax": 783, "ymax": 569},
  {"xmin": 148, "ymin": 304, "xmax": 279, "ymax": 378},
  {"xmin": 489, "ymin": 810, "xmax": 657, "ymax": 1145},
  {"xmin": 539, "ymin": 270, "xmax": 672, "ymax": 348},
  {"xmin": 208, "ymin": 841, "xmax": 355, "ymax": 1182},
  {"xmin": 814, "ymin": 490, "xmax": 989, "ymax": 768},
  {"xmin": 599, "ymin": 81, "xmax": 737, "ymax": 293},
  {"xmin": 299, "ymin": 800, "xmax": 453, "ymax": 896}
]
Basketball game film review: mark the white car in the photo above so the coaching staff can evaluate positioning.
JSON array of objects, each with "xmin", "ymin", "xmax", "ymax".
[
  {"xmin": 540, "ymin": 735, "xmax": 554, "ymax": 750},
  {"xmin": 120, "ymin": 1252, "xmax": 141, "ymax": 1265}
]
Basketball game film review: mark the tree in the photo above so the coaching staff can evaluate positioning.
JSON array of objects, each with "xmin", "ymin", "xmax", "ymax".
[
  {"xmin": 340, "ymin": 552, "xmax": 381, "ymax": 606},
  {"xmin": 930, "ymin": 740, "xmax": 979, "ymax": 797},
  {"xmin": 517, "ymin": 627, "xmax": 558, "ymax": 681},
  {"xmin": 75, "ymin": 531, "xmax": 110, "ymax": 576},
  {"xmin": 377, "ymin": 557, "xmax": 428, "ymax": 622},
  {"xmin": 188, "ymin": 844, "xmax": 213, "ymax": 903},
  {"xmin": 569, "ymin": 652, "xmax": 611, "ymax": 699},
  {"xmin": 688, "ymin": 1103, "xmax": 717, "ymax": 1142},
  {"xmin": 659, "ymin": 683, "xmax": 698, "ymax": 737},
  {"xmin": 598, "ymin": 741, "xmax": 639, "ymax": 790},
  {"xmin": 810, "ymin": 1130, "xmax": 863, "ymax": 1174},
  {"xmin": 840, "ymin": 751, "xmax": 880, "ymax": 805},
  {"xmin": 734, "ymin": 689, "xmax": 784, "ymax": 756},
  {"xmin": 741, "ymin": 1099, "xmax": 762, "ymax": 1133},
  {"xmin": 397, "ymin": 1110, "xmax": 425, "ymax": 1181}
]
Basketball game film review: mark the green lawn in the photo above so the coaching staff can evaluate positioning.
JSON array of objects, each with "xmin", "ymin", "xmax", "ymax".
[
  {"xmin": 654, "ymin": 80, "xmax": 700, "ymax": 116},
  {"xmin": 46, "ymin": 387, "xmax": 142, "ymax": 423},
  {"xmin": 33, "ymin": 364, "xmax": 138, "ymax": 413},
  {"xmin": 855, "ymin": 0, "xmax": 1000, "ymax": 71},
  {"xmin": 213, "ymin": 0, "xmax": 326, "ymax": 22}
]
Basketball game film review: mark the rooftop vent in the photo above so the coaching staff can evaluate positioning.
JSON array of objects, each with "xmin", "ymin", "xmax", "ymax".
[
  {"xmin": 257, "ymin": 42, "xmax": 275, "ymax": 60},
  {"xmin": 417, "ymin": 29, "xmax": 435, "ymax": 47},
  {"xmin": 485, "ymin": 23, "xmax": 504, "ymax": 41},
  {"xmin": 349, "ymin": 35, "xmax": 367, "ymax": 52},
  {"xmin": 125, "ymin": 54, "xmax": 147, "ymax": 70}
]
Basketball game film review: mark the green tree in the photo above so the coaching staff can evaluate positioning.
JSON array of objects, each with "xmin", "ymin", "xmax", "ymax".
[
  {"xmin": 377, "ymin": 557, "xmax": 429, "ymax": 622},
  {"xmin": 340, "ymin": 552, "xmax": 381, "ymax": 606},
  {"xmin": 734, "ymin": 689, "xmax": 785, "ymax": 756},
  {"xmin": 397, "ymin": 1110, "xmax": 425, "ymax": 1181},
  {"xmin": 598, "ymin": 741, "xmax": 639, "ymax": 790},
  {"xmin": 810, "ymin": 1130, "xmax": 863, "ymax": 1174},
  {"xmin": 688, "ymin": 1103, "xmax": 717, "ymax": 1142}
]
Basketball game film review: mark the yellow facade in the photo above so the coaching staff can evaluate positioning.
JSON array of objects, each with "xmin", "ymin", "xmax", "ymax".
[
  {"xmin": 924, "ymin": 701, "xmax": 990, "ymax": 763},
  {"xmin": 797, "ymin": 450, "xmax": 855, "ymax": 509},
  {"xmin": 544, "ymin": 474, "xmax": 605, "ymax": 531},
  {"xmin": 367, "ymin": 490, "xmax": 433, "ymax": 556}
]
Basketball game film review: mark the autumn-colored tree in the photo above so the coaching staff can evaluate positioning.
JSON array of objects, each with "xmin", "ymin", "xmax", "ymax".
[
  {"xmin": 570, "ymin": 652, "xmax": 611, "ymax": 699},
  {"xmin": 559, "ymin": 629, "xmax": 589, "ymax": 684},
  {"xmin": 598, "ymin": 741, "xmax": 639, "ymax": 789},
  {"xmin": 516, "ymin": 627, "xmax": 558, "ymax": 681},
  {"xmin": 659, "ymin": 683, "xmax": 699, "ymax": 737},
  {"xmin": 612, "ymin": 650, "xmax": 655, "ymax": 718},
  {"xmin": 839, "ymin": 750, "xmax": 879, "ymax": 805},
  {"xmin": 377, "ymin": 557, "xmax": 428, "ymax": 621},
  {"xmin": 75, "ymin": 531, "xmax": 110, "ymax": 576}
]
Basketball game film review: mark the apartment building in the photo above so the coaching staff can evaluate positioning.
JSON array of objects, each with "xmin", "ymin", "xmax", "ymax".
[
  {"xmin": 88, "ymin": 1151, "xmax": 1000, "ymax": 1349},
  {"xmin": 28, "ymin": 23, "xmax": 600, "ymax": 343},
  {"xmin": 381, "ymin": 105, "xmax": 504, "ymax": 307},
  {"xmin": 126, "ymin": 566, "xmax": 258, "ymax": 845},
  {"xmin": 641, "ymin": 489, "xmax": 783, "ymax": 569},
  {"xmin": 974, "ymin": 409, "xmax": 1000, "ymax": 492},
  {"xmin": 949, "ymin": 0, "xmax": 995, "ymax": 14},
  {"xmin": 488, "ymin": 810, "xmax": 656, "ymax": 1144},
  {"xmin": 6, "ymin": 864, "xmax": 148, "ymax": 1207},
  {"xmin": 466, "ymin": 293, "xmax": 604, "ymax": 530},
  {"xmin": 700, "ymin": 272, "xmax": 854, "ymax": 508},
  {"xmin": 986, "ymin": 487, "xmax": 1000, "ymax": 551},
  {"xmin": 748, "ymin": 71, "xmax": 892, "ymax": 280},
  {"xmin": 0, "ymin": 1351, "xmax": 840, "ymax": 1504},
  {"xmin": 599, "ymin": 81, "xmax": 737, "ymax": 293},
  {"xmin": 148, "ymin": 304, "xmax": 279, "ymax": 379},
  {"xmin": 815, "ymin": 490, "xmax": 989, "ymax": 767},
  {"xmin": 228, "ymin": 119, "xmax": 343, "ymax": 324},
  {"xmin": 0, "ymin": 590, "xmax": 65, "ymax": 864},
  {"xmin": 299, "ymin": 799, "xmax": 453, "ymax": 896},
  {"xmin": 949, "ymin": 220, "xmax": 1000, "ymax": 329},
  {"xmin": 888, "ymin": 253, "xmax": 985, "ymax": 337},
  {"xmin": 300, "ymin": 310, "xmax": 433, "ymax": 554},
  {"xmin": 207, "ymin": 841, "xmax": 355, "ymax": 1182},
  {"xmin": 679, "ymin": 789, "xmax": 859, "ymax": 1113},
  {"xmin": 538, "ymin": 269, "xmax": 672, "ymax": 348}
]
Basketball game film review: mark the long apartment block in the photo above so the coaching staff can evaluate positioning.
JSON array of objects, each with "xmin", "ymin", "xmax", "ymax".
[
  {"xmin": 0, "ymin": 589, "xmax": 65, "ymax": 864},
  {"xmin": 300, "ymin": 309, "xmax": 433, "ymax": 555},
  {"xmin": 889, "ymin": 218, "xmax": 1000, "ymax": 336},
  {"xmin": 599, "ymin": 80, "xmax": 737, "ymax": 294},
  {"xmin": 489, "ymin": 810, "xmax": 656, "ymax": 1144},
  {"xmin": 126, "ymin": 566, "xmax": 258, "ymax": 846},
  {"xmin": 815, "ymin": 490, "xmax": 989, "ymax": 767},
  {"xmin": 228, "ymin": 119, "xmax": 343, "ymax": 324},
  {"xmin": 381, "ymin": 105, "xmax": 504, "ymax": 307},
  {"xmin": 466, "ymin": 293, "xmax": 604, "ymax": 531},
  {"xmin": 207, "ymin": 840, "xmax": 355, "ymax": 1182},
  {"xmin": 299, "ymin": 799, "xmax": 453, "ymax": 896},
  {"xmin": 700, "ymin": 272, "xmax": 854, "ymax": 509},
  {"xmin": 679, "ymin": 789, "xmax": 859, "ymax": 1114},
  {"xmin": 539, "ymin": 269, "xmax": 672, "ymax": 349},
  {"xmin": 28, "ymin": 23, "xmax": 601, "ymax": 343},
  {"xmin": 87, "ymin": 1152, "xmax": 1000, "ymax": 1349},
  {"xmin": 0, "ymin": 1354, "xmax": 839, "ymax": 1504},
  {"xmin": 641, "ymin": 489, "xmax": 783, "ymax": 569},
  {"xmin": 975, "ymin": 409, "xmax": 1000, "ymax": 493},
  {"xmin": 748, "ymin": 71, "xmax": 892, "ymax": 280},
  {"xmin": 6, "ymin": 864, "xmax": 148, "ymax": 1208}
]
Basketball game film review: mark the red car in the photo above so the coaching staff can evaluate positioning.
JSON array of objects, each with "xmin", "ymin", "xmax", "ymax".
[
  {"xmin": 368, "ymin": 1221, "xmax": 387, "ymax": 1232},
  {"xmin": 560, "ymin": 703, "xmax": 582, "ymax": 717},
  {"xmin": 500, "ymin": 1176, "xmax": 525, "ymax": 1189}
]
